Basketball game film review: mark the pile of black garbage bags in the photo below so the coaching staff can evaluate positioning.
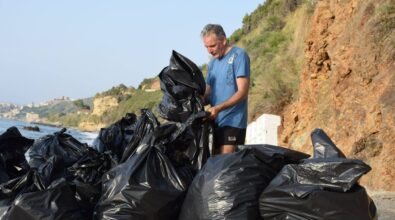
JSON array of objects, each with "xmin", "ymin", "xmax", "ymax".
[{"xmin": 0, "ymin": 51, "xmax": 377, "ymax": 220}]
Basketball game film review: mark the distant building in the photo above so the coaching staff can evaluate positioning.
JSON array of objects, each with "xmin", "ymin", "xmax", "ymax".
[
  {"xmin": 1, "ymin": 102, "xmax": 18, "ymax": 107},
  {"xmin": 0, "ymin": 108, "xmax": 21, "ymax": 118},
  {"xmin": 26, "ymin": 96, "xmax": 72, "ymax": 108},
  {"xmin": 0, "ymin": 102, "xmax": 20, "ymax": 118}
]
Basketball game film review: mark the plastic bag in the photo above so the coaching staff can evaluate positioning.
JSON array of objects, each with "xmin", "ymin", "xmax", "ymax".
[
  {"xmin": 95, "ymin": 122, "xmax": 196, "ymax": 220},
  {"xmin": 26, "ymin": 128, "xmax": 88, "ymax": 182},
  {"xmin": 161, "ymin": 110, "xmax": 213, "ymax": 171},
  {"xmin": 311, "ymin": 128, "xmax": 346, "ymax": 158},
  {"xmin": 182, "ymin": 119, "xmax": 214, "ymax": 170},
  {"xmin": 0, "ymin": 170, "xmax": 46, "ymax": 219},
  {"xmin": 259, "ymin": 128, "xmax": 377, "ymax": 220},
  {"xmin": 5, "ymin": 179, "xmax": 83, "ymax": 220},
  {"xmin": 120, "ymin": 109, "xmax": 160, "ymax": 162},
  {"xmin": 0, "ymin": 127, "xmax": 34, "ymax": 183},
  {"xmin": 158, "ymin": 50, "xmax": 205, "ymax": 122},
  {"xmin": 92, "ymin": 112, "xmax": 137, "ymax": 161},
  {"xmin": 179, "ymin": 145, "xmax": 309, "ymax": 220},
  {"xmin": 67, "ymin": 148, "xmax": 114, "ymax": 219}
]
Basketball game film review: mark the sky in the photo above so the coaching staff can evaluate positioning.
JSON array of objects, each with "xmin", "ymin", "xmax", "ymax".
[{"xmin": 0, "ymin": 0, "xmax": 263, "ymax": 105}]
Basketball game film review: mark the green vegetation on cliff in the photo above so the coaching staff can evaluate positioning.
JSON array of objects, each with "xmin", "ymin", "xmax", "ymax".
[
  {"xmin": 99, "ymin": 89, "xmax": 162, "ymax": 125},
  {"xmin": 232, "ymin": 0, "xmax": 316, "ymax": 119},
  {"xmin": 73, "ymin": 99, "xmax": 90, "ymax": 110},
  {"xmin": 95, "ymin": 84, "xmax": 135, "ymax": 101}
]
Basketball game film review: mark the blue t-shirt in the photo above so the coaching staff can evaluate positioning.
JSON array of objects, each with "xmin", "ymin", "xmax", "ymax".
[{"xmin": 206, "ymin": 46, "xmax": 250, "ymax": 128}]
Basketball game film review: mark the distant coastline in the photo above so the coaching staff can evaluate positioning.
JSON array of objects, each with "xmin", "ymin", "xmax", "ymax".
[
  {"xmin": 0, "ymin": 116, "xmax": 62, "ymax": 128},
  {"xmin": 0, "ymin": 117, "xmax": 97, "ymax": 145}
]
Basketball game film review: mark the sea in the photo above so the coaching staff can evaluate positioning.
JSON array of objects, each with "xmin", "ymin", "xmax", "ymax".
[{"xmin": 0, "ymin": 118, "xmax": 98, "ymax": 145}]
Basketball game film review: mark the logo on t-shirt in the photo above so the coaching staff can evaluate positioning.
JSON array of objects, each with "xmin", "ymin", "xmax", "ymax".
[{"xmin": 228, "ymin": 54, "xmax": 236, "ymax": 64}]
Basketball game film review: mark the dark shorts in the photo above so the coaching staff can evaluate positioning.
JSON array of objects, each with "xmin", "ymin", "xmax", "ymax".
[{"xmin": 214, "ymin": 126, "xmax": 246, "ymax": 147}]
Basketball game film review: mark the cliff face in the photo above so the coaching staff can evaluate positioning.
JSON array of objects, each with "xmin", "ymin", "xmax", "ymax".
[
  {"xmin": 77, "ymin": 96, "xmax": 119, "ymax": 131},
  {"xmin": 279, "ymin": 0, "xmax": 395, "ymax": 190},
  {"xmin": 139, "ymin": 77, "xmax": 160, "ymax": 91},
  {"xmin": 91, "ymin": 96, "xmax": 119, "ymax": 116}
]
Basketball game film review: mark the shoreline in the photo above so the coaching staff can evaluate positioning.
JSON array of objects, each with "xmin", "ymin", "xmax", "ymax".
[
  {"xmin": 0, "ymin": 117, "xmax": 62, "ymax": 128},
  {"xmin": 31, "ymin": 121, "xmax": 62, "ymax": 128}
]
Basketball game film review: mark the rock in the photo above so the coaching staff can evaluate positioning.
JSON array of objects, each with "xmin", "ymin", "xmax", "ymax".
[{"xmin": 22, "ymin": 126, "xmax": 40, "ymax": 132}]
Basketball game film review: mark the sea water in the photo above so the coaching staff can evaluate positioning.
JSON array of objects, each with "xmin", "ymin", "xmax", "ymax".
[{"xmin": 0, "ymin": 117, "xmax": 97, "ymax": 145}]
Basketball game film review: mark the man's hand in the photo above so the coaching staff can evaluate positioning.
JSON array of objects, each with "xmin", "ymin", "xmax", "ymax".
[
  {"xmin": 207, "ymin": 106, "xmax": 221, "ymax": 120},
  {"xmin": 205, "ymin": 77, "xmax": 249, "ymax": 121}
]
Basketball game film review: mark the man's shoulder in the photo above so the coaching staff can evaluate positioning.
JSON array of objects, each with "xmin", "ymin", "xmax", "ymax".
[
  {"xmin": 232, "ymin": 46, "xmax": 246, "ymax": 53},
  {"xmin": 207, "ymin": 59, "xmax": 215, "ymax": 70},
  {"xmin": 231, "ymin": 46, "xmax": 249, "ymax": 58}
]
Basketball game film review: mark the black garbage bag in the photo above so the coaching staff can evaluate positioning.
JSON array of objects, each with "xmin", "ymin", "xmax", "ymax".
[
  {"xmin": 311, "ymin": 128, "xmax": 346, "ymax": 158},
  {"xmin": 120, "ymin": 109, "xmax": 160, "ymax": 162},
  {"xmin": 95, "ymin": 117, "xmax": 202, "ymax": 220},
  {"xmin": 67, "ymin": 148, "xmax": 114, "ymax": 219},
  {"xmin": 179, "ymin": 145, "xmax": 310, "ymax": 220},
  {"xmin": 92, "ymin": 112, "xmax": 137, "ymax": 161},
  {"xmin": 194, "ymin": 120, "xmax": 214, "ymax": 169},
  {"xmin": 5, "ymin": 179, "xmax": 83, "ymax": 220},
  {"xmin": 182, "ymin": 119, "xmax": 214, "ymax": 171},
  {"xmin": 162, "ymin": 110, "xmax": 213, "ymax": 171},
  {"xmin": 0, "ymin": 170, "xmax": 46, "ymax": 219},
  {"xmin": 0, "ymin": 127, "xmax": 34, "ymax": 183},
  {"xmin": 26, "ymin": 128, "xmax": 89, "ymax": 182},
  {"xmin": 158, "ymin": 50, "xmax": 206, "ymax": 122},
  {"xmin": 259, "ymin": 160, "xmax": 375, "ymax": 220},
  {"xmin": 259, "ymin": 128, "xmax": 377, "ymax": 220},
  {"xmin": 0, "ymin": 170, "xmax": 7, "ymax": 185}
]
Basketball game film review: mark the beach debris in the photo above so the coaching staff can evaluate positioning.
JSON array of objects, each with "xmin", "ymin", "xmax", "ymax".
[
  {"xmin": 92, "ymin": 112, "xmax": 137, "ymax": 162},
  {"xmin": 26, "ymin": 128, "xmax": 89, "ymax": 182},
  {"xmin": 0, "ymin": 127, "xmax": 33, "ymax": 184},
  {"xmin": 158, "ymin": 50, "xmax": 206, "ymax": 122},
  {"xmin": 96, "ymin": 121, "xmax": 197, "ymax": 220},
  {"xmin": 179, "ymin": 145, "xmax": 309, "ymax": 220},
  {"xmin": 259, "ymin": 128, "xmax": 377, "ymax": 220}
]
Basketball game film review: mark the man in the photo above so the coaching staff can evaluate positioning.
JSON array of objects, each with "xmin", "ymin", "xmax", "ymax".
[{"xmin": 201, "ymin": 24, "xmax": 250, "ymax": 154}]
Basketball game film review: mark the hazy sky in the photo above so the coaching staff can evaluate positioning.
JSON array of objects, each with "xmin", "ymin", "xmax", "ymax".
[{"xmin": 0, "ymin": 0, "xmax": 263, "ymax": 105}]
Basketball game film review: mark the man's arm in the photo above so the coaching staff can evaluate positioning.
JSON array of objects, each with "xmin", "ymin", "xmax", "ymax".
[
  {"xmin": 203, "ymin": 84, "xmax": 212, "ymax": 105},
  {"xmin": 207, "ymin": 76, "xmax": 249, "ymax": 120},
  {"xmin": 199, "ymin": 84, "xmax": 211, "ymax": 106}
]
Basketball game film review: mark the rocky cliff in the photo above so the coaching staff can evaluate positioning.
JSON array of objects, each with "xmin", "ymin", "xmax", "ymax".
[
  {"xmin": 279, "ymin": 0, "xmax": 395, "ymax": 191},
  {"xmin": 139, "ymin": 77, "xmax": 160, "ymax": 91},
  {"xmin": 91, "ymin": 96, "xmax": 119, "ymax": 116}
]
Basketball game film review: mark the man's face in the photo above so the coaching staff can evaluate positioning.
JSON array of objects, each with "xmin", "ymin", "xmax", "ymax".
[{"xmin": 203, "ymin": 33, "xmax": 227, "ymax": 59}]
